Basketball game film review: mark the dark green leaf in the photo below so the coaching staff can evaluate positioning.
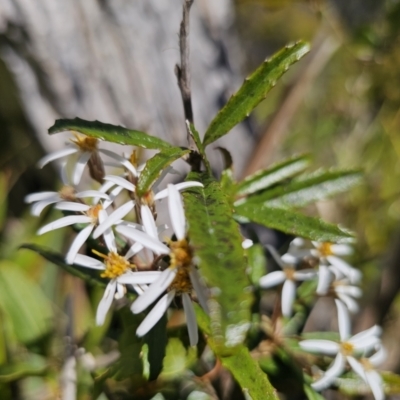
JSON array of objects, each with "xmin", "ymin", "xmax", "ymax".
[
  {"xmin": 203, "ymin": 42, "xmax": 310, "ymax": 146},
  {"xmin": 237, "ymin": 170, "xmax": 362, "ymax": 208},
  {"xmin": 145, "ymin": 312, "xmax": 167, "ymax": 381},
  {"xmin": 247, "ymin": 244, "xmax": 267, "ymax": 286},
  {"xmin": 234, "ymin": 205, "xmax": 354, "ymax": 243},
  {"xmin": 183, "ymin": 173, "xmax": 253, "ymax": 351},
  {"xmin": 236, "ymin": 155, "xmax": 311, "ymax": 197},
  {"xmin": 49, "ymin": 118, "xmax": 173, "ymax": 150},
  {"xmin": 0, "ymin": 261, "xmax": 53, "ymax": 344},
  {"xmin": 136, "ymin": 148, "xmax": 189, "ymax": 196}
]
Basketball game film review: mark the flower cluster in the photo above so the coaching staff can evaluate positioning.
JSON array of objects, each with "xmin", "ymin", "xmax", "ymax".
[
  {"xmin": 259, "ymin": 238, "xmax": 386, "ymax": 399},
  {"xmin": 27, "ymin": 133, "xmax": 206, "ymax": 345}
]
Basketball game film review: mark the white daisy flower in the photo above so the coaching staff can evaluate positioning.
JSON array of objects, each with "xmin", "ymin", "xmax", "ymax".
[
  {"xmin": 299, "ymin": 299, "xmax": 383, "ymax": 398},
  {"xmin": 259, "ymin": 245, "xmax": 316, "ymax": 317},
  {"xmin": 71, "ymin": 225, "xmax": 162, "ymax": 325},
  {"xmin": 116, "ymin": 183, "xmax": 207, "ymax": 346},
  {"xmin": 38, "ymin": 133, "xmax": 133, "ymax": 185},
  {"xmin": 24, "ymin": 186, "xmax": 110, "ymax": 217},
  {"xmin": 311, "ymin": 241, "xmax": 361, "ymax": 285},
  {"xmin": 37, "ymin": 202, "xmax": 114, "ymax": 264}
]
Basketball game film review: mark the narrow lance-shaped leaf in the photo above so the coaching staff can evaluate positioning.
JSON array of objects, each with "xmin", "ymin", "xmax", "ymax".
[
  {"xmin": 136, "ymin": 147, "xmax": 190, "ymax": 196},
  {"xmin": 237, "ymin": 170, "xmax": 363, "ymax": 208},
  {"xmin": 203, "ymin": 41, "xmax": 310, "ymax": 146},
  {"xmin": 234, "ymin": 204, "xmax": 354, "ymax": 243},
  {"xmin": 236, "ymin": 155, "xmax": 311, "ymax": 197},
  {"xmin": 49, "ymin": 118, "xmax": 173, "ymax": 150},
  {"xmin": 183, "ymin": 172, "xmax": 253, "ymax": 352},
  {"xmin": 194, "ymin": 304, "xmax": 278, "ymax": 400}
]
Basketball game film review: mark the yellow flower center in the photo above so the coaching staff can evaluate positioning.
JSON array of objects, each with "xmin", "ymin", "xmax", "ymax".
[
  {"xmin": 59, "ymin": 185, "xmax": 77, "ymax": 200},
  {"xmin": 71, "ymin": 133, "xmax": 98, "ymax": 152},
  {"xmin": 168, "ymin": 239, "xmax": 193, "ymax": 294},
  {"xmin": 284, "ymin": 267, "xmax": 296, "ymax": 280},
  {"xmin": 129, "ymin": 150, "xmax": 138, "ymax": 168},
  {"xmin": 340, "ymin": 341, "xmax": 354, "ymax": 356},
  {"xmin": 86, "ymin": 204, "xmax": 103, "ymax": 223},
  {"xmin": 318, "ymin": 242, "xmax": 333, "ymax": 257},
  {"xmin": 92, "ymin": 250, "xmax": 133, "ymax": 279}
]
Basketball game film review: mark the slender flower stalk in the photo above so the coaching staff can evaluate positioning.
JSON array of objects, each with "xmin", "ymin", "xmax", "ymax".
[{"xmin": 116, "ymin": 183, "xmax": 207, "ymax": 346}]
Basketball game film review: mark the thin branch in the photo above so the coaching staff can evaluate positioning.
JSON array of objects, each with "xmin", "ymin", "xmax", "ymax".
[{"xmin": 175, "ymin": 0, "xmax": 197, "ymax": 151}]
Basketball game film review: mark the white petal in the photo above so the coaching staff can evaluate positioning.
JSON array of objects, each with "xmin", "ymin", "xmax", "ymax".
[
  {"xmin": 167, "ymin": 184, "xmax": 186, "ymax": 240},
  {"xmin": 337, "ymin": 293, "xmax": 359, "ymax": 314},
  {"xmin": 136, "ymin": 291, "xmax": 175, "ymax": 337},
  {"xmin": 281, "ymin": 279, "xmax": 296, "ymax": 317},
  {"xmin": 327, "ymin": 256, "xmax": 362, "ymax": 284},
  {"xmin": 116, "ymin": 271, "xmax": 163, "ymax": 285},
  {"xmin": 350, "ymin": 325, "xmax": 382, "ymax": 348},
  {"xmin": 25, "ymin": 191, "xmax": 57, "ymax": 203},
  {"xmin": 241, "ymin": 239, "xmax": 253, "ymax": 249},
  {"xmin": 259, "ymin": 271, "xmax": 285, "ymax": 288},
  {"xmin": 154, "ymin": 181, "xmax": 204, "ymax": 200},
  {"xmin": 317, "ymin": 265, "xmax": 332, "ymax": 295},
  {"xmin": 76, "ymin": 190, "xmax": 110, "ymax": 200},
  {"xmin": 104, "ymin": 175, "xmax": 135, "ymax": 192},
  {"xmin": 293, "ymin": 269, "xmax": 316, "ymax": 281},
  {"xmin": 116, "ymin": 225, "xmax": 169, "ymax": 255},
  {"xmin": 124, "ymin": 242, "xmax": 144, "ymax": 259},
  {"xmin": 55, "ymin": 202, "xmax": 90, "ymax": 212},
  {"xmin": 347, "ymin": 356, "xmax": 367, "ymax": 381},
  {"xmin": 37, "ymin": 146, "xmax": 78, "ymax": 168},
  {"xmin": 31, "ymin": 198, "xmax": 60, "ymax": 216},
  {"xmin": 369, "ymin": 345, "xmax": 387, "ymax": 367},
  {"xmin": 365, "ymin": 370, "xmax": 385, "ymax": 400},
  {"xmin": 115, "ymin": 283, "xmax": 125, "ymax": 299},
  {"xmin": 335, "ymin": 284, "xmax": 362, "ymax": 298},
  {"xmin": 72, "ymin": 151, "xmax": 92, "ymax": 185},
  {"xmin": 98, "ymin": 209, "xmax": 117, "ymax": 253},
  {"xmin": 312, "ymin": 353, "xmax": 346, "ymax": 391},
  {"xmin": 351, "ymin": 335, "xmax": 381, "ymax": 353},
  {"xmin": 335, "ymin": 299, "xmax": 351, "ymax": 341},
  {"xmin": 182, "ymin": 293, "xmax": 198, "ymax": 346},
  {"xmin": 131, "ymin": 268, "xmax": 177, "ymax": 314},
  {"xmin": 141, "ymin": 205, "xmax": 158, "ymax": 239},
  {"xmin": 189, "ymin": 266, "xmax": 209, "ymax": 313},
  {"xmin": 299, "ymin": 340, "xmax": 340, "ymax": 355},
  {"xmin": 331, "ymin": 244, "xmax": 353, "ymax": 256},
  {"xmin": 281, "ymin": 253, "xmax": 297, "ymax": 264},
  {"xmin": 93, "ymin": 200, "xmax": 135, "ymax": 239},
  {"xmin": 65, "ymin": 224, "xmax": 94, "ymax": 264},
  {"xmin": 102, "ymin": 185, "xmax": 124, "ymax": 209},
  {"xmin": 96, "ymin": 280, "xmax": 117, "ymax": 325},
  {"xmin": 73, "ymin": 254, "xmax": 105, "ymax": 269},
  {"xmin": 38, "ymin": 215, "xmax": 92, "ymax": 235},
  {"xmin": 99, "ymin": 149, "xmax": 138, "ymax": 176}
]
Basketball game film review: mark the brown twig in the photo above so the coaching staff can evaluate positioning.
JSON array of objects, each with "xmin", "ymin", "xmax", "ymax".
[{"xmin": 175, "ymin": 0, "xmax": 197, "ymax": 151}]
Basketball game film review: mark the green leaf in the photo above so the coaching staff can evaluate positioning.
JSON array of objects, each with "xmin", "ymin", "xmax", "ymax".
[
  {"xmin": 304, "ymin": 385, "xmax": 325, "ymax": 400},
  {"xmin": 247, "ymin": 244, "xmax": 267, "ymax": 286},
  {"xmin": 237, "ymin": 170, "xmax": 363, "ymax": 208},
  {"xmin": 145, "ymin": 312, "xmax": 167, "ymax": 381},
  {"xmin": 236, "ymin": 155, "xmax": 311, "ymax": 197},
  {"xmin": 136, "ymin": 147, "xmax": 189, "ymax": 196},
  {"xmin": 0, "ymin": 261, "xmax": 54, "ymax": 344},
  {"xmin": 182, "ymin": 172, "xmax": 253, "ymax": 351},
  {"xmin": 0, "ymin": 355, "xmax": 47, "ymax": 382},
  {"xmin": 194, "ymin": 305, "xmax": 278, "ymax": 400},
  {"xmin": 187, "ymin": 123, "xmax": 212, "ymax": 173},
  {"xmin": 234, "ymin": 205, "xmax": 354, "ymax": 243},
  {"xmin": 203, "ymin": 41, "xmax": 310, "ymax": 147},
  {"xmin": 49, "ymin": 118, "xmax": 173, "ymax": 150}
]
